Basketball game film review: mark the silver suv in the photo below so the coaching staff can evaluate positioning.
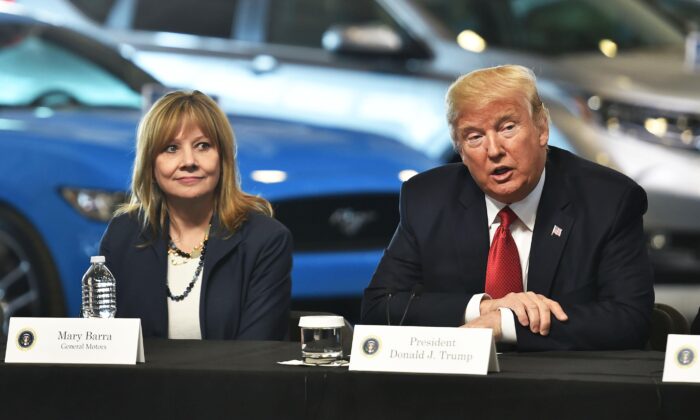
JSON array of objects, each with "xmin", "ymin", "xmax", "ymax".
[{"xmin": 20, "ymin": 0, "xmax": 700, "ymax": 318}]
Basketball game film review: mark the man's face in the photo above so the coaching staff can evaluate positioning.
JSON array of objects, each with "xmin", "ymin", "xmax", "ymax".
[{"xmin": 455, "ymin": 95, "xmax": 548, "ymax": 203}]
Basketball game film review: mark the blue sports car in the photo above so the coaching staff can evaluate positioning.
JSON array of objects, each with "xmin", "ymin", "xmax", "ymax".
[{"xmin": 0, "ymin": 5, "xmax": 436, "ymax": 331}]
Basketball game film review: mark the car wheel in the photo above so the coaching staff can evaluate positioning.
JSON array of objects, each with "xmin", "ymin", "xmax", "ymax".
[{"xmin": 0, "ymin": 207, "xmax": 65, "ymax": 335}]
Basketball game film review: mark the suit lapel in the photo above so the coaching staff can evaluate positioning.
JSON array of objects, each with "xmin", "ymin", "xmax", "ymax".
[
  {"xmin": 202, "ymin": 216, "xmax": 244, "ymax": 280},
  {"xmin": 199, "ymin": 215, "xmax": 244, "ymax": 336},
  {"xmin": 138, "ymin": 223, "xmax": 169, "ymax": 337},
  {"xmin": 455, "ymin": 171, "xmax": 490, "ymax": 289},
  {"xmin": 527, "ymin": 156, "xmax": 575, "ymax": 295}
]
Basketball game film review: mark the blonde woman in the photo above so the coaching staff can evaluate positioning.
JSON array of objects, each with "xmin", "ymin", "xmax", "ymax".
[{"xmin": 100, "ymin": 90, "xmax": 291, "ymax": 340}]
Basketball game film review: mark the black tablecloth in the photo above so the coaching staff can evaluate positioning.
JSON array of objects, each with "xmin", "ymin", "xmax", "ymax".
[{"xmin": 0, "ymin": 338, "xmax": 695, "ymax": 420}]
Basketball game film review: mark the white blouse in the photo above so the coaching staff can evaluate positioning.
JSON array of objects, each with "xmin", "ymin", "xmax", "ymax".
[{"xmin": 166, "ymin": 256, "xmax": 203, "ymax": 339}]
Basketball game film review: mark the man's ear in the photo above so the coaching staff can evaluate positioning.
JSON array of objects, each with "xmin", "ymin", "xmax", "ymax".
[{"xmin": 537, "ymin": 116, "xmax": 549, "ymax": 147}]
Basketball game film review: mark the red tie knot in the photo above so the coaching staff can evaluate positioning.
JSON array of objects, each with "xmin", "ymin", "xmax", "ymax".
[{"xmin": 498, "ymin": 207, "xmax": 517, "ymax": 230}]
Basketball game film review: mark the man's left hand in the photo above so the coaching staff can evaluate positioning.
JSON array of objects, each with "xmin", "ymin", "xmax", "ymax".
[
  {"xmin": 461, "ymin": 310, "xmax": 502, "ymax": 340},
  {"xmin": 480, "ymin": 292, "xmax": 567, "ymax": 336}
]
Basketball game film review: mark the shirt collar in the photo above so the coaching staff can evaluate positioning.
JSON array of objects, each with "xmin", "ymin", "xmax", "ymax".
[{"xmin": 484, "ymin": 168, "xmax": 546, "ymax": 231}]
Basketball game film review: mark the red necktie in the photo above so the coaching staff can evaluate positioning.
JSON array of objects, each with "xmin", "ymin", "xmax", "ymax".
[{"xmin": 485, "ymin": 207, "xmax": 523, "ymax": 299}]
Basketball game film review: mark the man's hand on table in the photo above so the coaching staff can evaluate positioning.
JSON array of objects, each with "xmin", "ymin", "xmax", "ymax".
[
  {"xmin": 479, "ymin": 292, "xmax": 568, "ymax": 336},
  {"xmin": 461, "ymin": 310, "xmax": 503, "ymax": 340}
]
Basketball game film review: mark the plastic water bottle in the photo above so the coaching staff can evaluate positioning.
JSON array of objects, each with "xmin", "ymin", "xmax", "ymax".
[{"xmin": 81, "ymin": 256, "xmax": 116, "ymax": 318}]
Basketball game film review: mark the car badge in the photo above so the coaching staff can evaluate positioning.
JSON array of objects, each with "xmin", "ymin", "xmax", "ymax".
[{"xmin": 329, "ymin": 208, "xmax": 378, "ymax": 237}]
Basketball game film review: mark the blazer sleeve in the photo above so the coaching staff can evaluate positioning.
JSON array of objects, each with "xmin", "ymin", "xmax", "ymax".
[
  {"xmin": 516, "ymin": 184, "xmax": 655, "ymax": 351},
  {"xmin": 236, "ymin": 224, "xmax": 293, "ymax": 340},
  {"xmin": 98, "ymin": 216, "xmax": 127, "ymax": 279},
  {"xmin": 361, "ymin": 181, "xmax": 471, "ymax": 326},
  {"xmin": 98, "ymin": 219, "xmax": 115, "ymax": 265}
]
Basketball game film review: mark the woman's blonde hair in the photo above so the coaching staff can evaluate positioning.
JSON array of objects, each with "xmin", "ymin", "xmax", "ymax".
[
  {"xmin": 117, "ymin": 90, "xmax": 272, "ymax": 235},
  {"xmin": 445, "ymin": 64, "xmax": 550, "ymax": 147}
]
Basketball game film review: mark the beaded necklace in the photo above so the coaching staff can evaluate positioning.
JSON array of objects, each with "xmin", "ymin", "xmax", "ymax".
[{"xmin": 166, "ymin": 226, "xmax": 210, "ymax": 302}]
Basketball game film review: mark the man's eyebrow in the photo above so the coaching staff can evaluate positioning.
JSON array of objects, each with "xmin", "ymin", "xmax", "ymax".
[
  {"xmin": 458, "ymin": 113, "xmax": 518, "ymax": 133},
  {"xmin": 495, "ymin": 113, "xmax": 517, "ymax": 126},
  {"xmin": 458, "ymin": 124, "xmax": 480, "ymax": 133}
]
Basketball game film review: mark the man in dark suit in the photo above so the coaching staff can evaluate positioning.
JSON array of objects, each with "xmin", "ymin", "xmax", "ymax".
[
  {"xmin": 691, "ymin": 307, "xmax": 700, "ymax": 335},
  {"xmin": 361, "ymin": 65, "xmax": 654, "ymax": 351}
]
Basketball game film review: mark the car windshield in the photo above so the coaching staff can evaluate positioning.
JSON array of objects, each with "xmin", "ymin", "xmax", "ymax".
[
  {"xmin": 415, "ymin": 0, "xmax": 685, "ymax": 56},
  {"xmin": 0, "ymin": 23, "xmax": 142, "ymax": 108},
  {"xmin": 640, "ymin": 0, "xmax": 700, "ymax": 31}
]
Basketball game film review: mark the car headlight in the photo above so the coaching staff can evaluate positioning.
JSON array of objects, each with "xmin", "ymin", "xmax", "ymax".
[
  {"xmin": 60, "ymin": 188, "xmax": 127, "ymax": 222},
  {"xmin": 580, "ymin": 95, "xmax": 700, "ymax": 152}
]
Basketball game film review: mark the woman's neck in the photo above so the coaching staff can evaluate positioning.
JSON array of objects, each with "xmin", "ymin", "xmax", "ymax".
[{"xmin": 167, "ymin": 198, "xmax": 214, "ymax": 253}]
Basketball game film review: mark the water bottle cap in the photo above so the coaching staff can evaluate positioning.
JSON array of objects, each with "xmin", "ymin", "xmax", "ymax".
[{"xmin": 90, "ymin": 256, "xmax": 106, "ymax": 263}]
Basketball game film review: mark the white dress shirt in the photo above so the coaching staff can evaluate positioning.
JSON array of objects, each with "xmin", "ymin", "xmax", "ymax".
[{"xmin": 465, "ymin": 169, "xmax": 546, "ymax": 343}]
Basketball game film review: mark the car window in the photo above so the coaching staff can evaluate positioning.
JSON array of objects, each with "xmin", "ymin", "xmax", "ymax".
[
  {"xmin": 265, "ymin": 0, "xmax": 404, "ymax": 48},
  {"xmin": 0, "ymin": 24, "xmax": 142, "ymax": 108},
  {"xmin": 640, "ymin": 0, "xmax": 700, "ymax": 30},
  {"xmin": 415, "ymin": 0, "xmax": 684, "ymax": 55},
  {"xmin": 131, "ymin": 0, "xmax": 239, "ymax": 38}
]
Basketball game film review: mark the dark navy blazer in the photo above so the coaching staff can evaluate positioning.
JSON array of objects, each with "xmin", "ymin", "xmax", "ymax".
[
  {"xmin": 99, "ymin": 211, "xmax": 292, "ymax": 340},
  {"xmin": 362, "ymin": 147, "xmax": 655, "ymax": 351}
]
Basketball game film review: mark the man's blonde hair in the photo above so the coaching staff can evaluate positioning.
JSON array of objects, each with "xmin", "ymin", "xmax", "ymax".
[{"xmin": 445, "ymin": 65, "xmax": 550, "ymax": 146}]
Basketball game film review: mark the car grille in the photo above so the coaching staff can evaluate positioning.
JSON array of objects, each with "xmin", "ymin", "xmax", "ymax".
[
  {"xmin": 591, "ymin": 97, "xmax": 700, "ymax": 152},
  {"xmin": 273, "ymin": 194, "xmax": 399, "ymax": 252}
]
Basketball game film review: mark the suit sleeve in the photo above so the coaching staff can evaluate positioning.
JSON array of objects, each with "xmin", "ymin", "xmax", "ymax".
[
  {"xmin": 236, "ymin": 225, "xmax": 293, "ymax": 340},
  {"xmin": 98, "ymin": 216, "xmax": 126, "ymax": 280},
  {"xmin": 516, "ymin": 184, "xmax": 654, "ymax": 350},
  {"xmin": 691, "ymin": 307, "xmax": 700, "ymax": 335},
  {"xmin": 361, "ymin": 182, "xmax": 471, "ymax": 326}
]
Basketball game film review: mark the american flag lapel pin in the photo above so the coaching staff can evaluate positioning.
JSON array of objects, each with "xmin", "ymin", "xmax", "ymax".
[{"xmin": 551, "ymin": 225, "xmax": 563, "ymax": 237}]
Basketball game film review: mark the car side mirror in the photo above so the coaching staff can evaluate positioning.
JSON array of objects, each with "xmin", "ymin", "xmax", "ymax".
[{"xmin": 322, "ymin": 23, "xmax": 405, "ymax": 56}]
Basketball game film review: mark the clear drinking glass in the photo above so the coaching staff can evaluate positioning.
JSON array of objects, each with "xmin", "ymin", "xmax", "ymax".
[{"xmin": 299, "ymin": 315, "xmax": 344, "ymax": 364}]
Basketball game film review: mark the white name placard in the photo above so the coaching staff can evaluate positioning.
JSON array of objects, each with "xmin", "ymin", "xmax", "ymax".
[
  {"xmin": 349, "ymin": 325, "xmax": 499, "ymax": 375},
  {"xmin": 662, "ymin": 334, "xmax": 700, "ymax": 383},
  {"xmin": 4, "ymin": 317, "xmax": 144, "ymax": 365}
]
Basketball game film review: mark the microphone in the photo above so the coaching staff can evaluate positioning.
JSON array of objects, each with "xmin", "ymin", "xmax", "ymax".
[
  {"xmin": 399, "ymin": 283, "xmax": 424, "ymax": 326},
  {"xmin": 385, "ymin": 288, "xmax": 395, "ymax": 326}
]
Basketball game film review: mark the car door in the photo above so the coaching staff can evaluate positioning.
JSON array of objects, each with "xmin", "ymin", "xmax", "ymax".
[
  {"xmin": 241, "ymin": 0, "xmax": 453, "ymax": 158},
  {"xmin": 68, "ymin": 0, "xmax": 452, "ymax": 158}
]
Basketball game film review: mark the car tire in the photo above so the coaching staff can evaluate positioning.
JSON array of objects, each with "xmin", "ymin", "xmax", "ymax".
[{"xmin": 0, "ymin": 206, "xmax": 65, "ymax": 334}]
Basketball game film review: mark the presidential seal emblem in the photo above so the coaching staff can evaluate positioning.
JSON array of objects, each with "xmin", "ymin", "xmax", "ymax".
[
  {"xmin": 362, "ymin": 337, "xmax": 380, "ymax": 356},
  {"xmin": 16, "ymin": 329, "xmax": 36, "ymax": 351},
  {"xmin": 676, "ymin": 347, "xmax": 695, "ymax": 367}
]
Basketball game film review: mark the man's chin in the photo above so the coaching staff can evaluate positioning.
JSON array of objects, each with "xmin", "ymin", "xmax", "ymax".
[{"xmin": 486, "ymin": 184, "xmax": 526, "ymax": 204}]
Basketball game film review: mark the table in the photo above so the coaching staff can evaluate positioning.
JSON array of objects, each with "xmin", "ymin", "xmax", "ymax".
[{"xmin": 0, "ymin": 338, "xmax": 695, "ymax": 420}]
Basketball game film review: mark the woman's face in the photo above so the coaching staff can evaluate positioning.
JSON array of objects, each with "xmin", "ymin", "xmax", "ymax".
[{"xmin": 154, "ymin": 121, "xmax": 221, "ymax": 205}]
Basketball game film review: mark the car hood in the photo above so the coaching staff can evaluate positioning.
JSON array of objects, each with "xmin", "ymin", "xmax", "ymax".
[
  {"xmin": 0, "ymin": 109, "xmax": 436, "ymax": 195},
  {"xmin": 549, "ymin": 47, "xmax": 700, "ymax": 110},
  {"xmin": 0, "ymin": 108, "xmax": 140, "ymax": 148},
  {"xmin": 232, "ymin": 115, "xmax": 433, "ymax": 172}
]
